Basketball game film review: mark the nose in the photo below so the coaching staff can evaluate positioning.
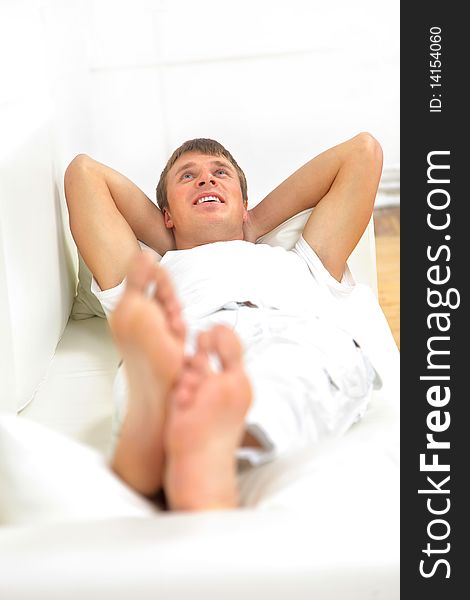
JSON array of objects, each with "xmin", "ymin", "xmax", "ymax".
[{"xmin": 197, "ymin": 171, "xmax": 216, "ymax": 187}]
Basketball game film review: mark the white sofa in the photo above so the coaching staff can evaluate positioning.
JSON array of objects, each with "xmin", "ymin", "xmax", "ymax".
[{"xmin": 0, "ymin": 127, "xmax": 399, "ymax": 599}]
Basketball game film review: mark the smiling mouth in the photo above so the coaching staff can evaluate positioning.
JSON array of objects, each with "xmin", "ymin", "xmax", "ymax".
[{"xmin": 193, "ymin": 194, "xmax": 225, "ymax": 205}]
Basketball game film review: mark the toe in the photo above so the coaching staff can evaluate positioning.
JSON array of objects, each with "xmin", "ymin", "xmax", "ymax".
[
  {"xmin": 153, "ymin": 266, "xmax": 186, "ymax": 341},
  {"xmin": 192, "ymin": 334, "xmax": 211, "ymax": 375},
  {"xmin": 210, "ymin": 325, "xmax": 243, "ymax": 370},
  {"xmin": 179, "ymin": 368, "xmax": 200, "ymax": 394},
  {"xmin": 167, "ymin": 304, "xmax": 186, "ymax": 342},
  {"xmin": 171, "ymin": 385, "xmax": 192, "ymax": 409},
  {"xmin": 154, "ymin": 265, "xmax": 177, "ymax": 305},
  {"xmin": 197, "ymin": 331, "xmax": 211, "ymax": 353},
  {"xmin": 126, "ymin": 251, "xmax": 156, "ymax": 292}
]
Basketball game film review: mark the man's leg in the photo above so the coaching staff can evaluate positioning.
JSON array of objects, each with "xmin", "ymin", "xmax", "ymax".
[{"xmin": 110, "ymin": 252, "xmax": 253, "ymax": 506}]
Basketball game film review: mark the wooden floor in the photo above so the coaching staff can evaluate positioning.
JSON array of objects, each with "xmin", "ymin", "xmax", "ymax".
[{"xmin": 374, "ymin": 206, "xmax": 400, "ymax": 349}]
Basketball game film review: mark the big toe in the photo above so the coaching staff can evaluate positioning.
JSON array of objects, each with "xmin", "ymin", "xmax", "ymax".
[
  {"xmin": 126, "ymin": 251, "xmax": 157, "ymax": 292},
  {"xmin": 209, "ymin": 325, "xmax": 244, "ymax": 370}
]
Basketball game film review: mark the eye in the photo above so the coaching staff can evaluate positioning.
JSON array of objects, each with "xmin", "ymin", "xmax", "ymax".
[
  {"xmin": 215, "ymin": 168, "xmax": 227, "ymax": 176},
  {"xmin": 181, "ymin": 172, "xmax": 194, "ymax": 180}
]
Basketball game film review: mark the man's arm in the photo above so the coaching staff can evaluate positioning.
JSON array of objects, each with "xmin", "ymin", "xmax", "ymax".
[
  {"xmin": 246, "ymin": 133, "xmax": 383, "ymax": 281},
  {"xmin": 64, "ymin": 154, "xmax": 174, "ymax": 291}
]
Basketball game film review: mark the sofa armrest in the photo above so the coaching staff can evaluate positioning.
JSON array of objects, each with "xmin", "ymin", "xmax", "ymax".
[{"xmin": 0, "ymin": 118, "xmax": 77, "ymax": 413}]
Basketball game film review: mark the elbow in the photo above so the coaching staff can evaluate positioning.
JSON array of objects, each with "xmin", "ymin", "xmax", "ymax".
[
  {"xmin": 354, "ymin": 132, "xmax": 383, "ymax": 171},
  {"xmin": 65, "ymin": 153, "xmax": 91, "ymax": 180},
  {"xmin": 64, "ymin": 154, "xmax": 92, "ymax": 203}
]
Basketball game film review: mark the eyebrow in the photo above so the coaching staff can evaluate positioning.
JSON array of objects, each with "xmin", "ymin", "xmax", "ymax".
[{"xmin": 173, "ymin": 159, "xmax": 234, "ymax": 178}]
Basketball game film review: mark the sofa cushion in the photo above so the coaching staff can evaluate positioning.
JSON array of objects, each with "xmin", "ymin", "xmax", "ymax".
[
  {"xmin": 0, "ymin": 415, "xmax": 157, "ymax": 525},
  {"xmin": 20, "ymin": 317, "xmax": 120, "ymax": 456},
  {"xmin": 70, "ymin": 254, "xmax": 107, "ymax": 319}
]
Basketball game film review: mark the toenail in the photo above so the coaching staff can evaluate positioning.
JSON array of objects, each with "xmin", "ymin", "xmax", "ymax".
[
  {"xmin": 144, "ymin": 281, "xmax": 157, "ymax": 298},
  {"xmin": 208, "ymin": 352, "xmax": 222, "ymax": 373}
]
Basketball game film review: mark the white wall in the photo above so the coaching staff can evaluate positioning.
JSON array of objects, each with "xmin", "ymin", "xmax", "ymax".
[{"xmin": 42, "ymin": 0, "xmax": 399, "ymax": 206}]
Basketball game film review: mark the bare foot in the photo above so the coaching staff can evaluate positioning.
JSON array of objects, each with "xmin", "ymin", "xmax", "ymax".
[
  {"xmin": 109, "ymin": 252, "xmax": 186, "ymax": 496},
  {"xmin": 163, "ymin": 325, "xmax": 252, "ymax": 511}
]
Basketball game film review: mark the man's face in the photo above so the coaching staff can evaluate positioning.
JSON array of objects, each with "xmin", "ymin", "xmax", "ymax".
[{"xmin": 164, "ymin": 152, "xmax": 248, "ymax": 249}]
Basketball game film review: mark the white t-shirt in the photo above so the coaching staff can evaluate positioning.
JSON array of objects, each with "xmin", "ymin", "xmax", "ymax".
[
  {"xmin": 159, "ymin": 239, "xmax": 352, "ymax": 321},
  {"xmin": 92, "ymin": 238, "xmax": 355, "ymax": 324},
  {"xmin": 91, "ymin": 236, "xmax": 395, "ymax": 384}
]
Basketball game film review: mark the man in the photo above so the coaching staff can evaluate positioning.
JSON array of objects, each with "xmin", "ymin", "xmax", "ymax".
[{"xmin": 64, "ymin": 133, "xmax": 383, "ymax": 511}]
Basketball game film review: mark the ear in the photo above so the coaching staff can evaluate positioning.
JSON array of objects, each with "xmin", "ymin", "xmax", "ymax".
[
  {"xmin": 242, "ymin": 199, "xmax": 249, "ymax": 222},
  {"xmin": 163, "ymin": 209, "xmax": 174, "ymax": 229}
]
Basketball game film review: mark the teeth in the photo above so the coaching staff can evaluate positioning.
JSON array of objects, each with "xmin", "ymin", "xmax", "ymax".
[{"xmin": 196, "ymin": 195, "xmax": 222, "ymax": 205}]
